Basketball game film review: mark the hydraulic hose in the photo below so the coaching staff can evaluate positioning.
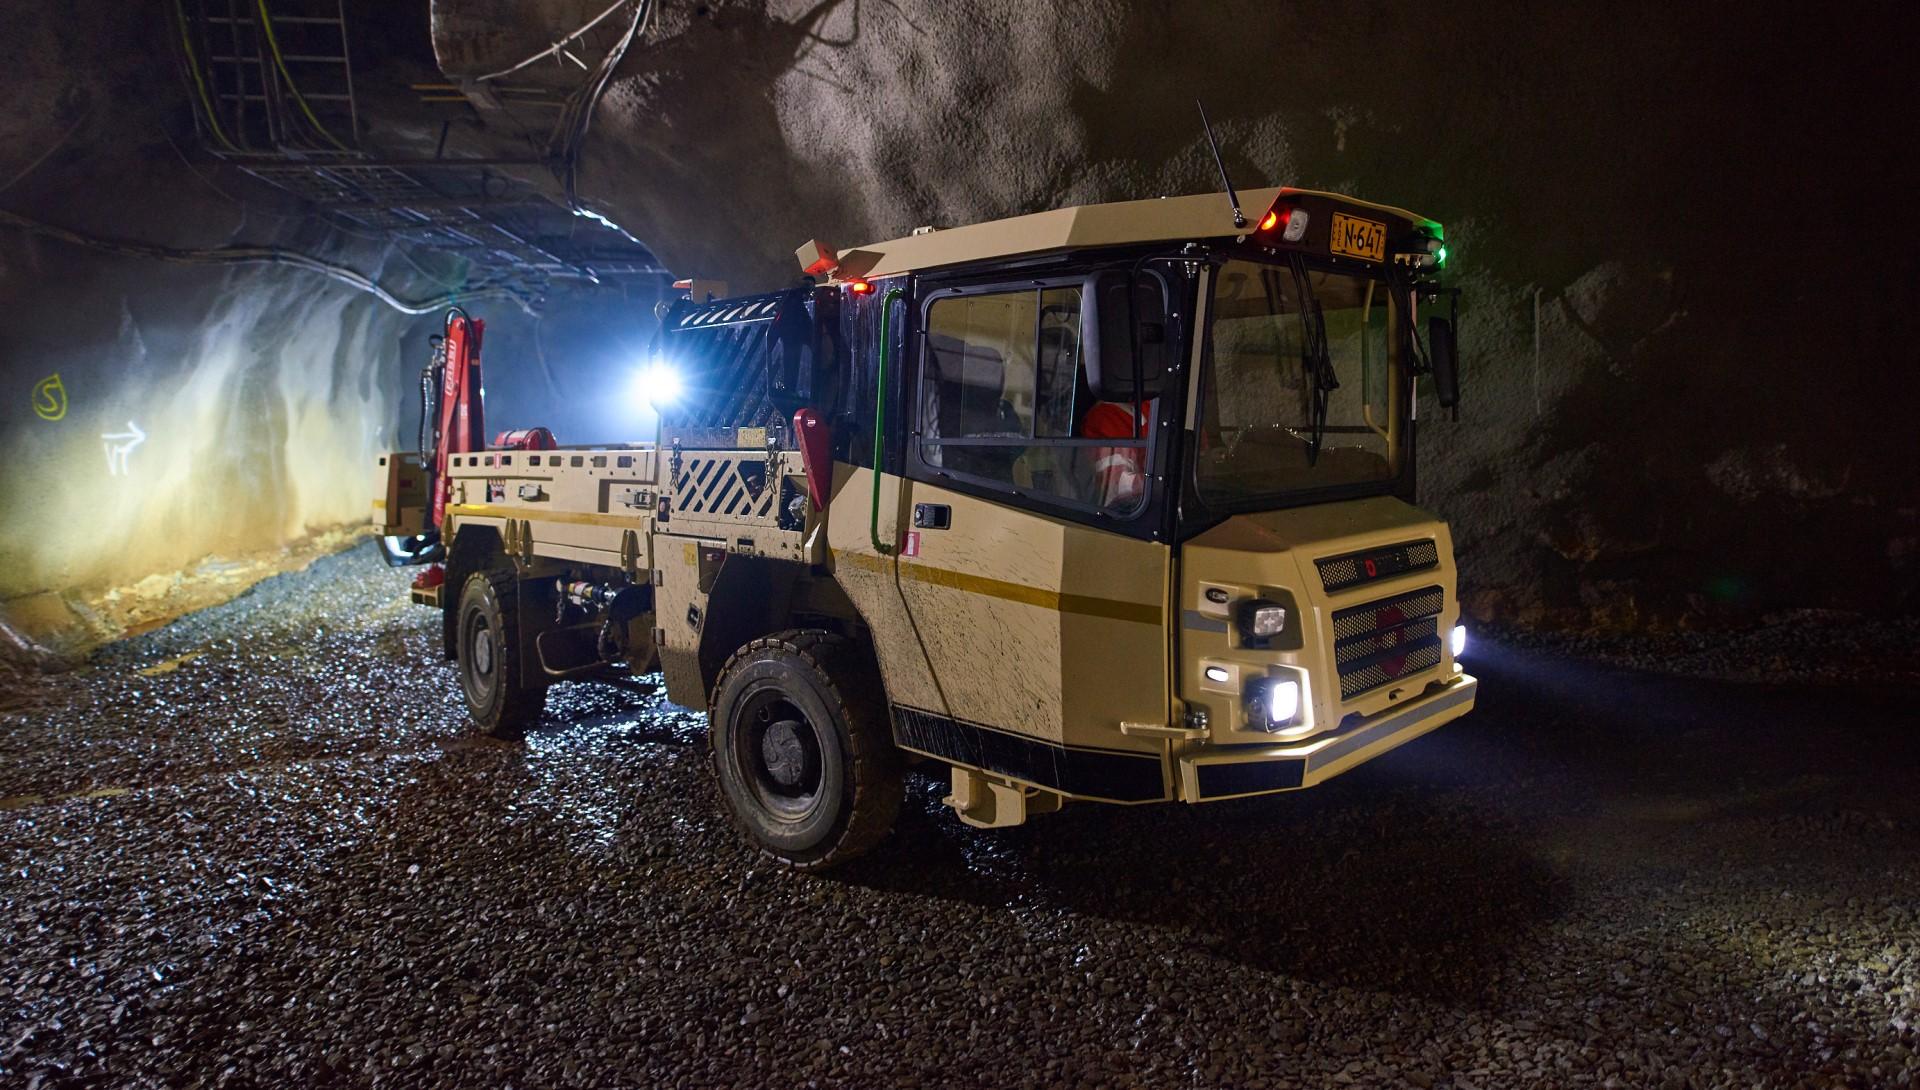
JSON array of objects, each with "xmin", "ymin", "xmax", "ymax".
[
  {"xmin": 869, "ymin": 286, "xmax": 905, "ymax": 556},
  {"xmin": 420, "ymin": 335, "xmax": 444, "ymax": 466}
]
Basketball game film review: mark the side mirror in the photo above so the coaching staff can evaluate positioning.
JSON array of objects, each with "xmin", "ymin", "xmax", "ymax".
[{"xmin": 1427, "ymin": 315, "xmax": 1461, "ymax": 409}]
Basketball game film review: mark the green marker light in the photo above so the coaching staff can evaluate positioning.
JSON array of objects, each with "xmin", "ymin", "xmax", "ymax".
[{"xmin": 1435, "ymin": 245, "xmax": 1448, "ymax": 267}]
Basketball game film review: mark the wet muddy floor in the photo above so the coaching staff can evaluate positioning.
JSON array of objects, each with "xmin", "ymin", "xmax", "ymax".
[{"xmin": 3, "ymin": 543, "xmax": 1916, "ymax": 1087}]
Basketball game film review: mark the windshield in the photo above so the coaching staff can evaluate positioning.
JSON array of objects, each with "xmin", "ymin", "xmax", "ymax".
[{"xmin": 1194, "ymin": 257, "xmax": 1402, "ymax": 506}]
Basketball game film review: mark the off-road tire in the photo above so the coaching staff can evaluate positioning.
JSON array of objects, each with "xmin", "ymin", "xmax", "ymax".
[
  {"xmin": 709, "ymin": 629, "xmax": 903, "ymax": 870},
  {"xmin": 456, "ymin": 570, "xmax": 547, "ymax": 739}
]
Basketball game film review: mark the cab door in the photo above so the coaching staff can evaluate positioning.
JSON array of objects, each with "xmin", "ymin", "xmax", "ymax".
[{"xmin": 889, "ymin": 276, "xmax": 1174, "ymax": 803}]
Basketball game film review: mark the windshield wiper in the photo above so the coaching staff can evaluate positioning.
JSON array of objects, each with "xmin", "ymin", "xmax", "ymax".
[{"xmin": 1288, "ymin": 255, "xmax": 1338, "ymax": 465}]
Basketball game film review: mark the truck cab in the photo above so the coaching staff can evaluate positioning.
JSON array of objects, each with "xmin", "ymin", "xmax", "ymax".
[{"xmin": 374, "ymin": 185, "xmax": 1475, "ymax": 869}]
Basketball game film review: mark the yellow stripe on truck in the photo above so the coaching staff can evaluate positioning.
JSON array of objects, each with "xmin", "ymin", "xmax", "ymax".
[
  {"xmin": 836, "ymin": 550, "xmax": 1161, "ymax": 626},
  {"xmin": 445, "ymin": 503, "xmax": 644, "ymax": 529}
]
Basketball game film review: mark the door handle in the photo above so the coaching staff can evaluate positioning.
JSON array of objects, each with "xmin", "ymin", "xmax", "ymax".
[{"xmin": 912, "ymin": 503, "xmax": 951, "ymax": 530}]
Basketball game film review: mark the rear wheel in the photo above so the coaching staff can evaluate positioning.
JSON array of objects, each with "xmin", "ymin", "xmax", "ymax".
[
  {"xmin": 456, "ymin": 570, "xmax": 547, "ymax": 738},
  {"xmin": 710, "ymin": 630, "xmax": 902, "ymax": 870}
]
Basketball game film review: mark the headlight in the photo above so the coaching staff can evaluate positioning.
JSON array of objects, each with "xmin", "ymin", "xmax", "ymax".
[
  {"xmin": 1234, "ymin": 598, "xmax": 1287, "ymax": 641},
  {"xmin": 1450, "ymin": 624, "xmax": 1467, "ymax": 658},
  {"xmin": 1246, "ymin": 677, "xmax": 1301, "ymax": 731}
]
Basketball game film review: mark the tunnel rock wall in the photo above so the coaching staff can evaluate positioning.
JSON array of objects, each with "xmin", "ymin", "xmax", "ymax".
[
  {"xmin": 0, "ymin": 243, "xmax": 406, "ymax": 600},
  {"xmin": 0, "ymin": 0, "xmax": 433, "ymax": 613},
  {"xmin": 438, "ymin": 0, "xmax": 1919, "ymax": 630}
]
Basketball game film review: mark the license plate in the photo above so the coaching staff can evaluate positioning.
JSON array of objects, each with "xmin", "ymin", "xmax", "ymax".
[{"xmin": 1329, "ymin": 212, "xmax": 1387, "ymax": 262}]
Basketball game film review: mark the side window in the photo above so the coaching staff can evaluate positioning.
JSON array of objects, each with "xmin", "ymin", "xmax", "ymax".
[
  {"xmin": 918, "ymin": 281, "xmax": 1155, "ymax": 513},
  {"xmin": 924, "ymin": 290, "xmax": 1037, "ymax": 446}
]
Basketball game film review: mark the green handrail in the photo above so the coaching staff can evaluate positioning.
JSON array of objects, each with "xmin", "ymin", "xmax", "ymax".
[{"xmin": 869, "ymin": 286, "xmax": 905, "ymax": 555}]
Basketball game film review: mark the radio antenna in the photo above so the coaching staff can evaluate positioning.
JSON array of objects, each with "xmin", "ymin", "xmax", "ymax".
[{"xmin": 1196, "ymin": 100, "xmax": 1246, "ymax": 229}]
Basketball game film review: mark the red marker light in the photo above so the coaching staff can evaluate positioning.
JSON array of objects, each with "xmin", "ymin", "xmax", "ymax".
[
  {"xmin": 1259, "ymin": 210, "xmax": 1279, "ymax": 231},
  {"xmin": 847, "ymin": 278, "xmax": 873, "ymax": 294}
]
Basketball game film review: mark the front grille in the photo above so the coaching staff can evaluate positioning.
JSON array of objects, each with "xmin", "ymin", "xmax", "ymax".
[
  {"xmin": 1331, "ymin": 585, "xmax": 1445, "ymax": 699},
  {"xmin": 1317, "ymin": 539, "xmax": 1439, "ymax": 593}
]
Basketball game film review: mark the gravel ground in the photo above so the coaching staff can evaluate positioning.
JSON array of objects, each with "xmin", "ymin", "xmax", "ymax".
[
  {"xmin": 3, "ymin": 542, "xmax": 1917, "ymax": 1088},
  {"xmin": 1485, "ymin": 611, "xmax": 1920, "ymax": 689}
]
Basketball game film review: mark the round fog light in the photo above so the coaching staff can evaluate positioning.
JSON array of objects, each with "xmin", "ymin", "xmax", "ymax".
[{"xmin": 1450, "ymin": 624, "xmax": 1467, "ymax": 658}]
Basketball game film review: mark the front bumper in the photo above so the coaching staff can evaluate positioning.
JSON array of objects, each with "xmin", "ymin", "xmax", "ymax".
[{"xmin": 1177, "ymin": 673, "xmax": 1477, "ymax": 802}]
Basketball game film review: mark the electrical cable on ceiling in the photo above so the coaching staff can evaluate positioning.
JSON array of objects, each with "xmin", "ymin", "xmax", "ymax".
[
  {"xmin": 0, "ymin": 109, "xmax": 94, "ymax": 197},
  {"xmin": 552, "ymin": 0, "xmax": 653, "ymax": 232},
  {"xmin": 254, "ymin": 0, "xmax": 353, "ymax": 152},
  {"xmin": 0, "ymin": 209, "xmax": 534, "ymax": 316},
  {"xmin": 172, "ymin": 0, "xmax": 241, "ymax": 153},
  {"xmin": 159, "ymin": 127, "xmax": 367, "ymax": 237},
  {"xmin": 155, "ymin": 3, "xmax": 659, "ymax": 307},
  {"xmin": 157, "ymin": 127, "xmax": 478, "ymax": 292},
  {"xmin": 475, "ymin": 0, "xmax": 634, "ymax": 82},
  {"xmin": 378, "ymin": 237, "xmax": 475, "ymax": 293}
]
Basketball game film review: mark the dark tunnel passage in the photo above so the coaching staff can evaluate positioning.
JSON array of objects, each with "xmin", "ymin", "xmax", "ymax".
[{"xmin": 2, "ymin": 2, "xmax": 1917, "ymax": 1087}]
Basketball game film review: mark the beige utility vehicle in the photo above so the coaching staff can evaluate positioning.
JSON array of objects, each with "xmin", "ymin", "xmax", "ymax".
[{"xmin": 374, "ymin": 185, "xmax": 1476, "ymax": 869}]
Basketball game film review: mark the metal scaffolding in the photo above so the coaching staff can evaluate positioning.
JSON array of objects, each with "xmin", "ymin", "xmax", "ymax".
[{"xmin": 172, "ymin": 0, "xmax": 667, "ymax": 308}]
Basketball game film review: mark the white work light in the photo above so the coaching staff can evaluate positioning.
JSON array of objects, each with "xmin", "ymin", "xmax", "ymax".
[
  {"xmin": 1267, "ymin": 679, "xmax": 1301, "ymax": 724},
  {"xmin": 1235, "ymin": 598, "xmax": 1288, "ymax": 641},
  {"xmin": 1246, "ymin": 676, "xmax": 1301, "ymax": 731},
  {"xmin": 632, "ymin": 359, "xmax": 683, "ymax": 410},
  {"xmin": 1450, "ymin": 624, "xmax": 1467, "ymax": 659}
]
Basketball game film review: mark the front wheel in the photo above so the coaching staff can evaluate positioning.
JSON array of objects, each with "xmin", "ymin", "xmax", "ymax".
[
  {"xmin": 456, "ymin": 570, "xmax": 547, "ymax": 738},
  {"xmin": 709, "ymin": 630, "xmax": 902, "ymax": 870}
]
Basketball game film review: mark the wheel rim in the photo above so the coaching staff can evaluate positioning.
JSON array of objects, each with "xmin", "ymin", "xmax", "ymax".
[
  {"xmin": 733, "ymin": 690, "xmax": 825, "ymax": 823},
  {"xmin": 471, "ymin": 621, "xmax": 494, "ymax": 677},
  {"xmin": 463, "ymin": 608, "xmax": 496, "ymax": 703}
]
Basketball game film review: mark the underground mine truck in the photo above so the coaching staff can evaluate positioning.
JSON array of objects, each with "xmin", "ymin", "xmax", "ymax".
[{"xmin": 373, "ymin": 185, "xmax": 1476, "ymax": 869}]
